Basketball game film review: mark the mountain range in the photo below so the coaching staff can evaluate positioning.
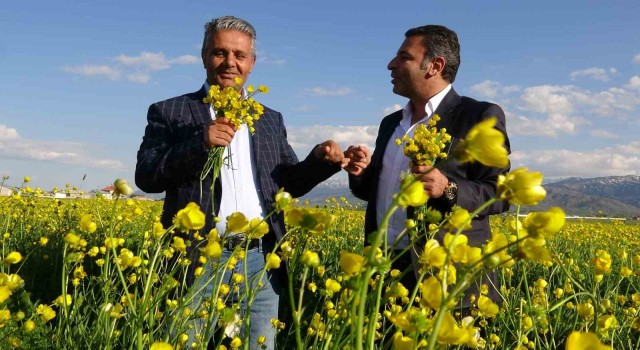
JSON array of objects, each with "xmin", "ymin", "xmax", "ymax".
[{"xmin": 300, "ymin": 175, "xmax": 640, "ymax": 218}]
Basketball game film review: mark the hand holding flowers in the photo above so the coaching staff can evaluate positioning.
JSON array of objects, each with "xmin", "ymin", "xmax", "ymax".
[{"xmin": 200, "ymin": 77, "xmax": 268, "ymax": 214}]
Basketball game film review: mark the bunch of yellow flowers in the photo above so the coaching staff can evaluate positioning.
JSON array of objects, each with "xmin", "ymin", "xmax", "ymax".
[
  {"xmin": 202, "ymin": 76, "xmax": 268, "ymax": 134},
  {"xmin": 397, "ymin": 114, "xmax": 451, "ymax": 166}
]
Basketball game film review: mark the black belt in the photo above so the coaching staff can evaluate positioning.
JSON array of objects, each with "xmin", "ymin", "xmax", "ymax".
[{"xmin": 225, "ymin": 236, "xmax": 260, "ymax": 250}]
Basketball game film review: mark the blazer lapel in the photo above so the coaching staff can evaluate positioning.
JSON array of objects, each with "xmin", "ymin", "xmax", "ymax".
[
  {"xmin": 189, "ymin": 85, "xmax": 211, "ymax": 126},
  {"xmin": 373, "ymin": 111, "xmax": 403, "ymax": 165},
  {"xmin": 434, "ymin": 88, "xmax": 463, "ymax": 157}
]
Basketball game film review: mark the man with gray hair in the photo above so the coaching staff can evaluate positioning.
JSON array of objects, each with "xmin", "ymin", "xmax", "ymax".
[{"xmin": 136, "ymin": 15, "xmax": 346, "ymax": 349}]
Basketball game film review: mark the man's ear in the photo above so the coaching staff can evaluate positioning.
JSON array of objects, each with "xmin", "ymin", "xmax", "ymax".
[{"xmin": 430, "ymin": 56, "xmax": 446, "ymax": 76}]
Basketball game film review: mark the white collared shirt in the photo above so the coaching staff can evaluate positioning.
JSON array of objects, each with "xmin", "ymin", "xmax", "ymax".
[
  {"xmin": 376, "ymin": 84, "xmax": 452, "ymax": 249},
  {"xmin": 204, "ymin": 81, "xmax": 265, "ymax": 235}
]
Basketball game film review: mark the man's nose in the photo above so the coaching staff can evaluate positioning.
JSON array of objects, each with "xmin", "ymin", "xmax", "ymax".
[
  {"xmin": 387, "ymin": 57, "xmax": 397, "ymax": 70},
  {"xmin": 223, "ymin": 54, "xmax": 236, "ymax": 67}
]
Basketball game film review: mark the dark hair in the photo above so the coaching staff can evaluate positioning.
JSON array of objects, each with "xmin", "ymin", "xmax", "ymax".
[
  {"xmin": 201, "ymin": 16, "xmax": 257, "ymax": 59},
  {"xmin": 405, "ymin": 25, "xmax": 460, "ymax": 83}
]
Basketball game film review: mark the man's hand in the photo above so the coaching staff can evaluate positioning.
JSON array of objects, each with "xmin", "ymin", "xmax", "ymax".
[
  {"xmin": 314, "ymin": 140, "xmax": 348, "ymax": 167},
  {"xmin": 344, "ymin": 145, "xmax": 371, "ymax": 176},
  {"xmin": 411, "ymin": 165, "xmax": 448, "ymax": 198},
  {"xmin": 205, "ymin": 118, "xmax": 236, "ymax": 147}
]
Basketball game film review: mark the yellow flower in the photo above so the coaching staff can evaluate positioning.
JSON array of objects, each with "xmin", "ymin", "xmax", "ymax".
[
  {"xmin": 300, "ymin": 250, "xmax": 320, "ymax": 267},
  {"xmin": 104, "ymin": 237, "xmax": 125, "ymax": 250},
  {"xmin": 150, "ymin": 342, "xmax": 174, "ymax": 350},
  {"xmin": 39, "ymin": 237, "xmax": 49, "ymax": 246},
  {"xmin": 174, "ymin": 202, "xmax": 205, "ymax": 232},
  {"xmin": 285, "ymin": 208, "xmax": 333, "ymax": 234},
  {"xmin": 172, "ymin": 237, "xmax": 187, "ymax": 253},
  {"xmin": 420, "ymin": 276, "xmax": 450, "ymax": 310},
  {"xmin": 396, "ymin": 176, "xmax": 428, "ymax": 208},
  {"xmin": 23, "ymin": 176, "xmax": 31, "ymax": 183},
  {"xmin": 523, "ymin": 207, "xmax": 565, "ymax": 238},
  {"xmin": 226, "ymin": 212, "xmax": 249, "ymax": 233},
  {"xmin": 392, "ymin": 332, "xmax": 416, "ymax": 350},
  {"xmin": 113, "ymin": 178, "xmax": 133, "ymax": 196},
  {"xmin": 445, "ymin": 208, "xmax": 472, "ymax": 232},
  {"xmin": 202, "ymin": 241, "xmax": 222, "ymax": 259},
  {"xmin": 477, "ymin": 295, "xmax": 499, "ymax": 318},
  {"xmin": 247, "ymin": 218, "xmax": 269, "ymax": 239},
  {"xmin": 400, "ymin": 115, "xmax": 451, "ymax": 166},
  {"xmin": 593, "ymin": 249, "xmax": 612, "ymax": 275},
  {"xmin": 265, "ymin": 253, "xmax": 281, "ymax": 270},
  {"xmin": 597, "ymin": 315, "xmax": 617, "ymax": 331},
  {"xmin": 437, "ymin": 312, "xmax": 470, "ymax": 345},
  {"xmin": 339, "ymin": 251, "xmax": 365, "ymax": 275},
  {"xmin": 54, "ymin": 294, "xmax": 73, "ymax": 307},
  {"xmin": 3, "ymin": 251, "xmax": 22, "ymax": 265},
  {"xmin": 152, "ymin": 222, "xmax": 165, "ymax": 238},
  {"xmin": 325, "ymin": 279, "xmax": 341, "ymax": 296},
  {"xmin": 418, "ymin": 239, "xmax": 446, "ymax": 268},
  {"xmin": 230, "ymin": 336, "xmax": 242, "ymax": 348},
  {"xmin": 453, "ymin": 117, "xmax": 509, "ymax": 167},
  {"xmin": 36, "ymin": 304, "xmax": 56, "ymax": 323},
  {"xmin": 79, "ymin": 214, "xmax": 97, "ymax": 233},
  {"xmin": 274, "ymin": 189, "xmax": 294, "ymax": 211},
  {"xmin": 577, "ymin": 302, "xmax": 594, "ymax": 319},
  {"xmin": 23, "ymin": 319, "xmax": 35, "ymax": 332},
  {"xmin": 566, "ymin": 331, "xmax": 610, "ymax": 350},
  {"xmin": 0, "ymin": 310, "xmax": 10, "ymax": 327},
  {"xmin": 0, "ymin": 286, "xmax": 11, "ymax": 303},
  {"xmin": 64, "ymin": 232, "xmax": 81, "ymax": 247},
  {"xmin": 497, "ymin": 167, "xmax": 546, "ymax": 205},
  {"xmin": 119, "ymin": 248, "xmax": 142, "ymax": 268}
]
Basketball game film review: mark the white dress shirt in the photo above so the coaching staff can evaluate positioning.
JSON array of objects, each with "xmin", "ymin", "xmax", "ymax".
[
  {"xmin": 205, "ymin": 82, "xmax": 265, "ymax": 236},
  {"xmin": 376, "ymin": 84, "xmax": 452, "ymax": 249}
]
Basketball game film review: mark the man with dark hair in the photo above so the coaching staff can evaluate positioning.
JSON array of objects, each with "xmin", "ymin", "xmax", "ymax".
[
  {"xmin": 136, "ymin": 15, "xmax": 346, "ymax": 350},
  {"xmin": 345, "ymin": 25, "xmax": 511, "ymax": 312}
]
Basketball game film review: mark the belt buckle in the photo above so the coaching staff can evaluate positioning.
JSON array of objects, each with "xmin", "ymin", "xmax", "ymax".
[{"xmin": 226, "ymin": 235, "xmax": 246, "ymax": 250}]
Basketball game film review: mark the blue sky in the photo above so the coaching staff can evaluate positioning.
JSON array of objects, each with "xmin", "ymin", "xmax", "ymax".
[{"xmin": 1, "ymin": 0, "xmax": 639, "ymax": 192}]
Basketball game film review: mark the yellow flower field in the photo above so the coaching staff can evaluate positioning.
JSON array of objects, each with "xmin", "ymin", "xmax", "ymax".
[{"xmin": 1, "ymin": 185, "xmax": 639, "ymax": 349}]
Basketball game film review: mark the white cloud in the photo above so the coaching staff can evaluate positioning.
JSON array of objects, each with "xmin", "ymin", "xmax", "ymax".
[
  {"xmin": 382, "ymin": 104, "xmax": 402, "ymax": 116},
  {"xmin": 114, "ymin": 52, "xmax": 199, "ymax": 70},
  {"xmin": 569, "ymin": 67, "xmax": 615, "ymax": 81},
  {"xmin": 305, "ymin": 87, "xmax": 353, "ymax": 97},
  {"xmin": 291, "ymin": 105, "xmax": 316, "ymax": 113},
  {"xmin": 511, "ymin": 142, "xmax": 640, "ymax": 179},
  {"xmin": 287, "ymin": 125, "xmax": 378, "ymax": 156},
  {"xmin": 256, "ymin": 50, "xmax": 287, "ymax": 65},
  {"xmin": 470, "ymin": 80, "xmax": 520, "ymax": 99},
  {"xmin": 470, "ymin": 80, "xmax": 500, "ymax": 98},
  {"xmin": 625, "ymin": 76, "xmax": 640, "ymax": 91},
  {"xmin": 127, "ymin": 73, "xmax": 151, "ymax": 83},
  {"xmin": 62, "ymin": 65, "xmax": 121, "ymax": 80},
  {"xmin": 633, "ymin": 53, "xmax": 640, "ymax": 64},
  {"xmin": 512, "ymin": 85, "xmax": 593, "ymax": 136},
  {"xmin": 0, "ymin": 123, "xmax": 125, "ymax": 170},
  {"xmin": 590, "ymin": 129, "xmax": 617, "ymax": 138},
  {"xmin": 64, "ymin": 51, "xmax": 198, "ymax": 84}
]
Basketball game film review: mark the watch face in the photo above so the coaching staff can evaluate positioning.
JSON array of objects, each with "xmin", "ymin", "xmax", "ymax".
[{"xmin": 444, "ymin": 182, "xmax": 457, "ymax": 200}]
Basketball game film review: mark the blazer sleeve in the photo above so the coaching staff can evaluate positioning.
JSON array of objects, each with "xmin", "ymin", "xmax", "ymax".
[
  {"xmin": 269, "ymin": 112, "xmax": 342, "ymax": 198},
  {"xmin": 135, "ymin": 102, "xmax": 209, "ymax": 193},
  {"xmin": 435, "ymin": 102, "xmax": 511, "ymax": 217}
]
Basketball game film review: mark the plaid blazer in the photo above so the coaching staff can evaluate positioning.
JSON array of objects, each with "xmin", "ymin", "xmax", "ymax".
[
  {"xmin": 349, "ymin": 88, "xmax": 511, "ymax": 307},
  {"xmin": 136, "ymin": 86, "xmax": 341, "ymax": 246}
]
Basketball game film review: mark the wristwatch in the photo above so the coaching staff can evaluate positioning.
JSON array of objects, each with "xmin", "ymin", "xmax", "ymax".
[{"xmin": 442, "ymin": 178, "xmax": 458, "ymax": 204}]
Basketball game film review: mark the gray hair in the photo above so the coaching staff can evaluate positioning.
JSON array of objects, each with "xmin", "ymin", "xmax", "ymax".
[{"xmin": 201, "ymin": 16, "xmax": 257, "ymax": 59}]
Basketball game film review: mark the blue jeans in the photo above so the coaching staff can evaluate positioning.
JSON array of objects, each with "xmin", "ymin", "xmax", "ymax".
[{"xmin": 185, "ymin": 242, "xmax": 281, "ymax": 350}]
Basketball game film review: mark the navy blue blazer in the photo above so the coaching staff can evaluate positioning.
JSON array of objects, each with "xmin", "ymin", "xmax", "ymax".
[
  {"xmin": 349, "ymin": 88, "xmax": 511, "ymax": 306},
  {"xmin": 136, "ymin": 86, "xmax": 341, "ymax": 246}
]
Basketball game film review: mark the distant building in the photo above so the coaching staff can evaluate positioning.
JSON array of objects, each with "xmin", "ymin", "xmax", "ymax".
[{"xmin": 0, "ymin": 186, "xmax": 13, "ymax": 196}]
